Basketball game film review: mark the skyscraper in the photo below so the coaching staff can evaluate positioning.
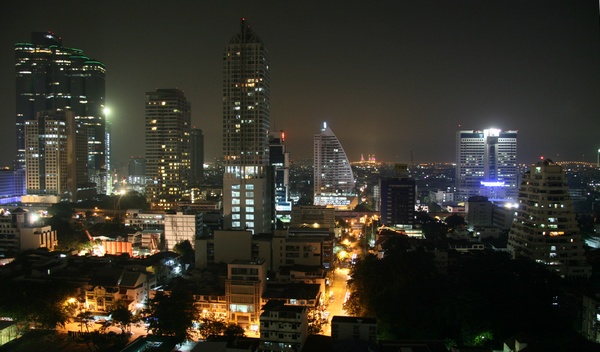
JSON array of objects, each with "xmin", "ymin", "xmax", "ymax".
[
  {"xmin": 455, "ymin": 129, "xmax": 518, "ymax": 201},
  {"xmin": 222, "ymin": 19, "xmax": 272, "ymax": 234},
  {"xmin": 270, "ymin": 131, "xmax": 291, "ymax": 213},
  {"xmin": 313, "ymin": 122, "xmax": 355, "ymax": 208},
  {"xmin": 190, "ymin": 128, "xmax": 204, "ymax": 184},
  {"xmin": 15, "ymin": 32, "xmax": 107, "ymax": 193},
  {"xmin": 507, "ymin": 159, "xmax": 590, "ymax": 278},
  {"xmin": 22, "ymin": 110, "xmax": 86, "ymax": 202},
  {"xmin": 145, "ymin": 89, "xmax": 191, "ymax": 210}
]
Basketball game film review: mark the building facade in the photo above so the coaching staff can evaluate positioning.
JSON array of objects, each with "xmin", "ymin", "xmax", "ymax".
[
  {"xmin": 259, "ymin": 302, "xmax": 308, "ymax": 352},
  {"xmin": 190, "ymin": 128, "xmax": 204, "ymax": 184},
  {"xmin": 507, "ymin": 160, "xmax": 591, "ymax": 278},
  {"xmin": 313, "ymin": 123, "xmax": 355, "ymax": 208},
  {"xmin": 226, "ymin": 259, "xmax": 267, "ymax": 331},
  {"xmin": 0, "ymin": 209, "xmax": 57, "ymax": 254},
  {"xmin": 23, "ymin": 110, "xmax": 87, "ymax": 202},
  {"xmin": 270, "ymin": 131, "xmax": 291, "ymax": 213},
  {"xmin": 456, "ymin": 129, "xmax": 518, "ymax": 201},
  {"xmin": 163, "ymin": 211, "xmax": 197, "ymax": 251},
  {"xmin": 222, "ymin": 19, "xmax": 272, "ymax": 234},
  {"xmin": 379, "ymin": 174, "xmax": 416, "ymax": 227},
  {"xmin": 145, "ymin": 89, "xmax": 191, "ymax": 210},
  {"xmin": 15, "ymin": 32, "xmax": 107, "ymax": 193}
]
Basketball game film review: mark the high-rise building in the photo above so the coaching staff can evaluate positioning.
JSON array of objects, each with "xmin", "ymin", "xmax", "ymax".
[
  {"xmin": 455, "ymin": 129, "xmax": 518, "ymax": 201},
  {"xmin": 15, "ymin": 32, "xmax": 107, "ymax": 193},
  {"xmin": 190, "ymin": 128, "xmax": 204, "ymax": 184},
  {"xmin": 145, "ymin": 89, "xmax": 191, "ymax": 210},
  {"xmin": 270, "ymin": 131, "xmax": 290, "ymax": 213},
  {"xmin": 22, "ymin": 110, "xmax": 87, "ymax": 202},
  {"xmin": 313, "ymin": 122, "xmax": 355, "ymax": 208},
  {"xmin": 507, "ymin": 159, "xmax": 591, "ymax": 278},
  {"xmin": 380, "ymin": 164, "xmax": 416, "ymax": 227},
  {"xmin": 222, "ymin": 19, "xmax": 272, "ymax": 234}
]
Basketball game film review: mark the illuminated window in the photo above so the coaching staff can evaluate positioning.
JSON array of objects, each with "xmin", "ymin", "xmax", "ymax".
[{"xmin": 246, "ymin": 207, "xmax": 254, "ymax": 213}]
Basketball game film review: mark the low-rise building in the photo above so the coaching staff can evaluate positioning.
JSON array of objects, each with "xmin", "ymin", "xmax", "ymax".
[
  {"xmin": 259, "ymin": 300, "xmax": 308, "ymax": 352},
  {"xmin": 85, "ymin": 267, "xmax": 154, "ymax": 312},
  {"xmin": 226, "ymin": 259, "xmax": 267, "ymax": 332},
  {"xmin": 331, "ymin": 316, "xmax": 377, "ymax": 345},
  {"xmin": 0, "ymin": 208, "xmax": 57, "ymax": 254}
]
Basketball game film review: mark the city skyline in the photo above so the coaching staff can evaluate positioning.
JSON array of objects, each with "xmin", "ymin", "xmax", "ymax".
[{"xmin": 1, "ymin": 1, "xmax": 599, "ymax": 168}]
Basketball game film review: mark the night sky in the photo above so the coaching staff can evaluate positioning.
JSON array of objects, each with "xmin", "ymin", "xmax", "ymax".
[{"xmin": 1, "ymin": 0, "xmax": 599, "ymax": 169}]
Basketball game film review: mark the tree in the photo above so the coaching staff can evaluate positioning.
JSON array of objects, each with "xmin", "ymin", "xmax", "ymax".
[
  {"xmin": 198, "ymin": 316, "xmax": 226, "ymax": 339},
  {"xmin": 109, "ymin": 300, "xmax": 137, "ymax": 333},
  {"xmin": 307, "ymin": 309, "xmax": 323, "ymax": 335},
  {"xmin": 76, "ymin": 311, "xmax": 95, "ymax": 332},
  {"xmin": 47, "ymin": 201, "xmax": 75, "ymax": 219},
  {"xmin": 354, "ymin": 202, "xmax": 373, "ymax": 212},
  {"xmin": 0, "ymin": 280, "xmax": 77, "ymax": 331},
  {"xmin": 224, "ymin": 323, "xmax": 245, "ymax": 339},
  {"xmin": 173, "ymin": 240, "xmax": 194, "ymax": 264},
  {"xmin": 146, "ymin": 287, "xmax": 198, "ymax": 343},
  {"xmin": 198, "ymin": 315, "xmax": 245, "ymax": 340},
  {"xmin": 445, "ymin": 214, "xmax": 466, "ymax": 228}
]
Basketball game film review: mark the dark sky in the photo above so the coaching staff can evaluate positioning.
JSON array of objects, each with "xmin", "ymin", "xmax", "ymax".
[{"xmin": 1, "ymin": 1, "xmax": 599, "ymax": 168}]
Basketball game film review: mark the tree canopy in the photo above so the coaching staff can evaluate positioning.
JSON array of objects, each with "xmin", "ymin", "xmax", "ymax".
[
  {"xmin": 109, "ymin": 300, "xmax": 138, "ymax": 333},
  {"xmin": 145, "ymin": 287, "xmax": 198, "ymax": 343},
  {"xmin": 0, "ymin": 280, "xmax": 78, "ymax": 331},
  {"xmin": 345, "ymin": 238, "xmax": 566, "ymax": 347}
]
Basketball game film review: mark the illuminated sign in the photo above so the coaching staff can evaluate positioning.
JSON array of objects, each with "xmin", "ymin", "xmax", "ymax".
[{"xmin": 480, "ymin": 181, "xmax": 505, "ymax": 187}]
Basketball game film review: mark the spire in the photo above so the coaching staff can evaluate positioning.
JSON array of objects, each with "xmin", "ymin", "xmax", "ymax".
[{"xmin": 230, "ymin": 18, "xmax": 263, "ymax": 45}]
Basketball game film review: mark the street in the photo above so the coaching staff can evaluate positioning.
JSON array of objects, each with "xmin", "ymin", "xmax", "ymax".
[{"xmin": 321, "ymin": 267, "xmax": 350, "ymax": 336}]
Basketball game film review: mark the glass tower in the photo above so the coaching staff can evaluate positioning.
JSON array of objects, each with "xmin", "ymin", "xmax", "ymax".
[
  {"xmin": 15, "ymin": 32, "xmax": 107, "ymax": 193},
  {"xmin": 222, "ymin": 19, "xmax": 272, "ymax": 234}
]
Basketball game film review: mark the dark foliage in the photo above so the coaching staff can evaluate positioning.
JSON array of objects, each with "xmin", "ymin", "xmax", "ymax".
[
  {"xmin": 145, "ymin": 286, "xmax": 198, "ymax": 343},
  {"xmin": 345, "ymin": 238, "xmax": 568, "ymax": 347}
]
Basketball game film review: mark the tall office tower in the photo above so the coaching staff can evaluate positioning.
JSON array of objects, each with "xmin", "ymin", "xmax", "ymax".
[
  {"xmin": 15, "ymin": 32, "xmax": 107, "ymax": 193},
  {"xmin": 507, "ymin": 159, "xmax": 591, "ymax": 279},
  {"xmin": 145, "ymin": 89, "xmax": 191, "ymax": 210},
  {"xmin": 313, "ymin": 122, "xmax": 355, "ymax": 208},
  {"xmin": 270, "ymin": 131, "xmax": 291, "ymax": 213},
  {"xmin": 222, "ymin": 19, "xmax": 272, "ymax": 234},
  {"xmin": 23, "ymin": 110, "xmax": 86, "ymax": 202},
  {"xmin": 105, "ymin": 119, "xmax": 112, "ymax": 194},
  {"xmin": 380, "ymin": 164, "xmax": 416, "ymax": 226},
  {"xmin": 190, "ymin": 128, "xmax": 204, "ymax": 184},
  {"xmin": 456, "ymin": 129, "xmax": 518, "ymax": 201}
]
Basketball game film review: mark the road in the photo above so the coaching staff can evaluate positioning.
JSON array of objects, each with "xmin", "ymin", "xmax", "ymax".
[
  {"xmin": 57, "ymin": 318, "xmax": 148, "ymax": 343},
  {"xmin": 321, "ymin": 267, "xmax": 350, "ymax": 336}
]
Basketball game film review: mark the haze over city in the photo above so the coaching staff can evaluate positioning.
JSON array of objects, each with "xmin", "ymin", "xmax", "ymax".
[{"xmin": 1, "ymin": 0, "xmax": 599, "ymax": 168}]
